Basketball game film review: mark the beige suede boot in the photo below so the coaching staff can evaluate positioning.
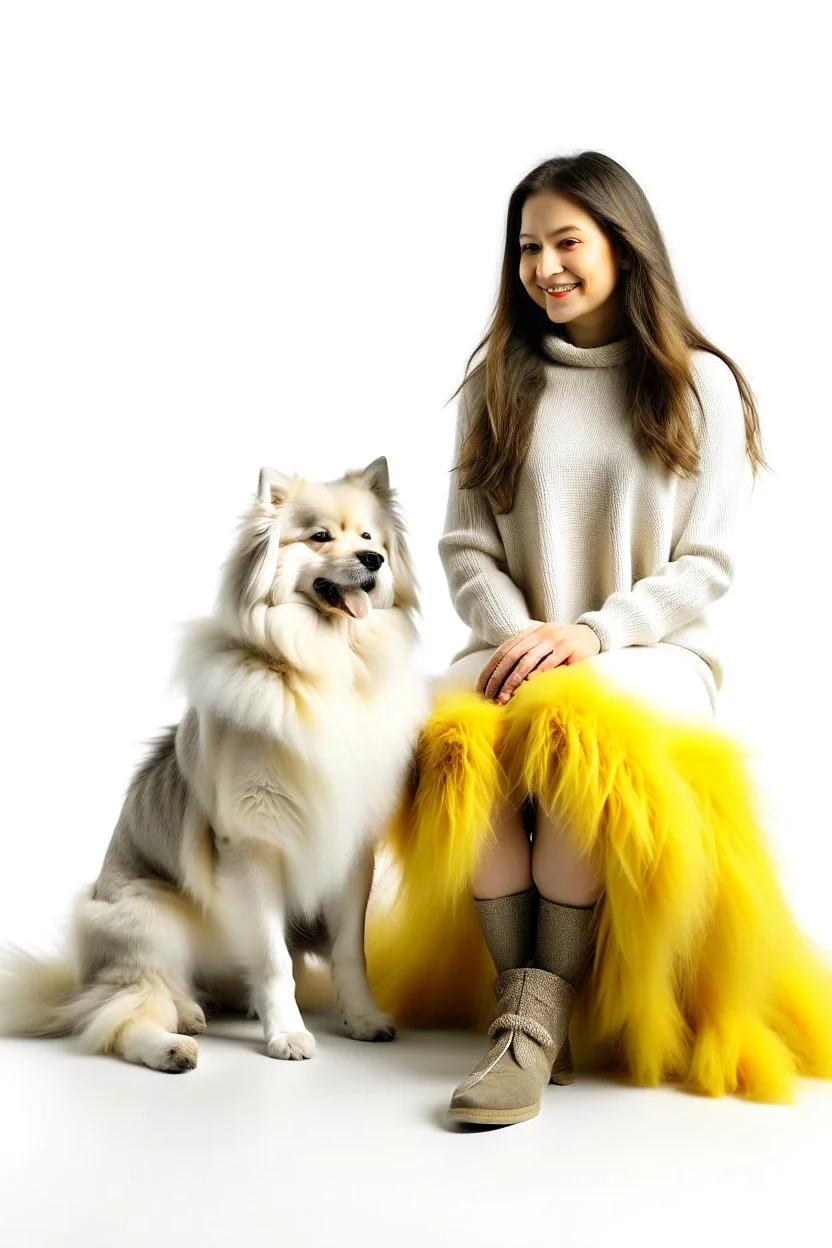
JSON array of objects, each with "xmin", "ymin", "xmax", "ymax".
[
  {"xmin": 537, "ymin": 896, "xmax": 601, "ymax": 1087},
  {"xmin": 448, "ymin": 965, "xmax": 574, "ymax": 1124},
  {"xmin": 447, "ymin": 888, "xmax": 541, "ymax": 1125},
  {"xmin": 448, "ymin": 895, "xmax": 599, "ymax": 1125},
  {"xmin": 472, "ymin": 888, "xmax": 571, "ymax": 1083}
]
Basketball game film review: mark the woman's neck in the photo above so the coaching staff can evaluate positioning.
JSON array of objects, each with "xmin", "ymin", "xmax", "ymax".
[{"xmin": 560, "ymin": 293, "xmax": 626, "ymax": 348}]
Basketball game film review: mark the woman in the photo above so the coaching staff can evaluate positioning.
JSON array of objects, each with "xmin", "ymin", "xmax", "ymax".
[{"xmin": 367, "ymin": 151, "xmax": 832, "ymax": 1126}]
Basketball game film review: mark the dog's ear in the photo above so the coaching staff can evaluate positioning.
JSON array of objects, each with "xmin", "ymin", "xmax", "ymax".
[
  {"xmin": 359, "ymin": 456, "xmax": 390, "ymax": 496},
  {"xmin": 258, "ymin": 467, "xmax": 293, "ymax": 509},
  {"xmin": 385, "ymin": 517, "xmax": 420, "ymax": 614}
]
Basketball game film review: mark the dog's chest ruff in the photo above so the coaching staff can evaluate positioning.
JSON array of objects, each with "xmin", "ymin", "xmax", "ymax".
[
  {"xmin": 179, "ymin": 607, "xmax": 426, "ymax": 910},
  {"xmin": 206, "ymin": 666, "xmax": 424, "ymax": 910}
]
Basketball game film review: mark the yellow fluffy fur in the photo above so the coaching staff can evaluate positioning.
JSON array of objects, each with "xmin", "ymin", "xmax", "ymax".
[{"xmin": 367, "ymin": 665, "xmax": 832, "ymax": 1102}]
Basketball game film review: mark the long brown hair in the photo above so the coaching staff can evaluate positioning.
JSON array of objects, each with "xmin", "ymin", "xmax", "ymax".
[{"xmin": 454, "ymin": 151, "xmax": 766, "ymax": 514}]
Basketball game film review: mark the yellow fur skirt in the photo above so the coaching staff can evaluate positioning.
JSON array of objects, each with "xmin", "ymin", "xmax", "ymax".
[{"xmin": 365, "ymin": 650, "xmax": 832, "ymax": 1103}]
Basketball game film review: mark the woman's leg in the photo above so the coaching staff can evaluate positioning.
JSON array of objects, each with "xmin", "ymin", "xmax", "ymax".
[
  {"xmin": 470, "ymin": 802, "xmax": 537, "ymax": 973},
  {"xmin": 450, "ymin": 800, "xmax": 592, "ymax": 1124},
  {"xmin": 523, "ymin": 802, "xmax": 601, "ymax": 1092},
  {"xmin": 445, "ymin": 647, "xmax": 716, "ymax": 1123},
  {"xmin": 472, "ymin": 801, "xmax": 532, "ymax": 899},
  {"xmin": 531, "ymin": 804, "xmax": 602, "ymax": 905}
]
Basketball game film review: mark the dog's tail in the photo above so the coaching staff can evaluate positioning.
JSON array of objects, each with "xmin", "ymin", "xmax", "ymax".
[{"xmin": 0, "ymin": 946, "xmax": 79, "ymax": 1037}]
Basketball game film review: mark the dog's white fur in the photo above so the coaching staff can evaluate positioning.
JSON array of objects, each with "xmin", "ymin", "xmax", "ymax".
[{"xmin": 0, "ymin": 457, "xmax": 428, "ymax": 1071}]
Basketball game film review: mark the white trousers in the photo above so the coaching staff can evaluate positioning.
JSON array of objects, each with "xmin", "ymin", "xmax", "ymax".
[{"xmin": 433, "ymin": 644, "xmax": 714, "ymax": 725}]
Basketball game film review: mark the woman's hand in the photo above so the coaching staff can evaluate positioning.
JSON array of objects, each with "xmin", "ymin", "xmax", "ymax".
[{"xmin": 476, "ymin": 623, "xmax": 601, "ymax": 703}]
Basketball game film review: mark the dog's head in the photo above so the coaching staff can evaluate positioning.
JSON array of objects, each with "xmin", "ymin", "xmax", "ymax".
[{"xmin": 222, "ymin": 457, "xmax": 418, "ymax": 624}]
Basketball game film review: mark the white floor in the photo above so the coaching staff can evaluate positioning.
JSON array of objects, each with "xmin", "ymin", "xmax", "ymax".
[{"xmin": 1, "ymin": 1009, "xmax": 830, "ymax": 1248}]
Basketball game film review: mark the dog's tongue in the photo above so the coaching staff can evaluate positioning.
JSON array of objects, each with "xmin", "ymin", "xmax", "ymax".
[{"xmin": 341, "ymin": 589, "xmax": 371, "ymax": 619}]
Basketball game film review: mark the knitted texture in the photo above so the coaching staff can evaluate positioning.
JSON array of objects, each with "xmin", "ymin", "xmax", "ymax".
[{"xmin": 438, "ymin": 337, "xmax": 751, "ymax": 699}]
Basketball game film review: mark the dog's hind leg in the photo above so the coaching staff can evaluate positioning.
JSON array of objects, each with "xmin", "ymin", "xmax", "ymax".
[
  {"xmin": 120, "ymin": 1021, "xmax": 198, "ymax": 1072},
  {"xmin": 325, "ymin": 846, "xmax": 396, "ymax": 1042},
  {"xmin": 109, "ymin": 981, "xmax": 199, "ymax": 1072},
  {"xmin": 174, "ymin": 996, "xmax": 207, "ymax": 1035},
  {"xmin": 70, "ymin": 890, "xmax": 202, "ymax": 1072}
]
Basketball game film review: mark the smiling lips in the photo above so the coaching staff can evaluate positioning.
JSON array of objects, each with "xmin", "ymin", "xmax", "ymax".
[{"xmin": 545, "ymin": 282, "xmax": 582, "ymax": 299}]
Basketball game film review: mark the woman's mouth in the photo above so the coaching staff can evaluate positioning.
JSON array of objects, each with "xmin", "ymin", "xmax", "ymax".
[{"xmin": 546, "ymin": 282, "xmax": 582, "ymax": 299}]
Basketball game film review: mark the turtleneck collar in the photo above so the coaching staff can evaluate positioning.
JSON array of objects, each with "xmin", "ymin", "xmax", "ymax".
[{"xmin": 541, "ymin": 332, "xmax": 635, "ymax": 369}]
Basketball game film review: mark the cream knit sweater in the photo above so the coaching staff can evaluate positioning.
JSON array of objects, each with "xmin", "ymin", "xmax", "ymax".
[{"xmin": 438, "ymin": 333, "xmax": 751, "ymax": 704}]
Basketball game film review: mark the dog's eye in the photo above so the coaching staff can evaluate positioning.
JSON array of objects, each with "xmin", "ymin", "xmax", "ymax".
[
  {"xmin": 361, "ymin": 532, "xmax": 372, "ymax": 541},
  {"xmin": 311, "ymin": 531, "xmax": 331, "ymax": 543}
]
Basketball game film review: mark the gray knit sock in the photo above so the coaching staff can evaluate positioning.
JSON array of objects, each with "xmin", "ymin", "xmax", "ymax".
[{"xmin": 474, "ymin": 888, "xmax": 538, "ymax": 973}]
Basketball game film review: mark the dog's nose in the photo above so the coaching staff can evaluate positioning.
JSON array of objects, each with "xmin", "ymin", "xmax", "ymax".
[{"xmin": 356, "ymin": 551, "xmax": 384, "ymax": 572}]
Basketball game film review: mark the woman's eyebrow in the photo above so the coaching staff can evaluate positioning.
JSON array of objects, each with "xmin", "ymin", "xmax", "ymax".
[{"xmin": 519, "ymin": 225, "xmax": 583, "ymax": 240}]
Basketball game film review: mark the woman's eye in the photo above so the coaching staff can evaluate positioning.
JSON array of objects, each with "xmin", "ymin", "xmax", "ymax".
[
  {"xmin": 311, "ymin": 531, "xmax": 331, "ymax": 543},
  {"xmin": 361, "ymin": 531, "xmax": 372, "ymax": 541},
  {"xmin": 519, "ymin": 239, "xmax": 579, "ymax": 252}
]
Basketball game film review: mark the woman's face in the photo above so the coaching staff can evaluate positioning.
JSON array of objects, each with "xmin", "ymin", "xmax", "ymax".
[{"xmin": 518, "ymin": 190, "xmax": 626, "ymax": 348}]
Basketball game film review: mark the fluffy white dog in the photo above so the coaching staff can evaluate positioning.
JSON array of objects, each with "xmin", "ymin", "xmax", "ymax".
[{"xmin": 0, "ymin": 457, "xmax": 428, "ymax": 1071}]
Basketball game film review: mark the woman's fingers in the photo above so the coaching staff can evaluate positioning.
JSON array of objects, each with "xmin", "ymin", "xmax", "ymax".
[
  {"xmin": 482, "ymin": 647, "xmax": 527, "ymax": 701},
  {"xmin": 496, "ymin": 642, "xmax": 556, "ymax": 701},
  {"xmin": 524, "ymin": 652, "xmax": 566, "ymax": 681},
  {"xmin": 476, "ymin": 627, "xmax": 540, "ymax": 696},
  {"xmin": 482, "ymin": 639, "xmax": 544, "ymax": 701}
]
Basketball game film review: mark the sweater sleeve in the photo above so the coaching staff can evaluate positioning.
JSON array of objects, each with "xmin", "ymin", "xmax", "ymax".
[
  {"xmin": 576, "ymin": 353, "xmax": 751, "ymax": 651},
  {"xmin": 438, "ymin": 382, "xmax": 538, "ymax": 645}
]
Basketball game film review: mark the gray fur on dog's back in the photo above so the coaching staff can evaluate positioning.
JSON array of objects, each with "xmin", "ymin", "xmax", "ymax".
[{"xmin": 95, "ymin": 726, "xmax": 190, "ymax": 902}]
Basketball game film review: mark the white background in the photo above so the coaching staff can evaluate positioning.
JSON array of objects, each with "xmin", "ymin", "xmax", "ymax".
[{"xmin": 1, "ymin": 4, "xmax": 830, "ymax": 1246}]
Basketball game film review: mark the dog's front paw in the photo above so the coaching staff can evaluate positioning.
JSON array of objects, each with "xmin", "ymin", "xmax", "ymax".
[
  {"xmin": 344, "ymin": 1012, "xmax": 397, "ymax": 1043},
  {"xmin": 266, "ymin": 1029, "xmax": 318, "ymax": 1061}
]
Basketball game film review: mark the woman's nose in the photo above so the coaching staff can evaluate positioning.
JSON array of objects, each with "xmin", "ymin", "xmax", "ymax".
[{"xmin": 537, "ymin": 249, "xmax": 564, "ymax": 280}]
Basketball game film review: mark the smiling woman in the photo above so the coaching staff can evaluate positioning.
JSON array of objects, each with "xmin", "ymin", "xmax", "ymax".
[
  {"xmin": 366, "ymin": 149, "xmax": 832, "ymax": 1127},
  {"xmin": 518, "ymin": 196, "xmax": 626, "ymax": 345}
]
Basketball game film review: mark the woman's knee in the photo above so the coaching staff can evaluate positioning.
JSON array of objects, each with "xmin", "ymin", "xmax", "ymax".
[
  {"xmin": 472, "ymin": 800, "xmax": 532, "ymax": 898},
  {"xmin": 531, "ymin": 805, "xmax": 602, "ymax": 904}
]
